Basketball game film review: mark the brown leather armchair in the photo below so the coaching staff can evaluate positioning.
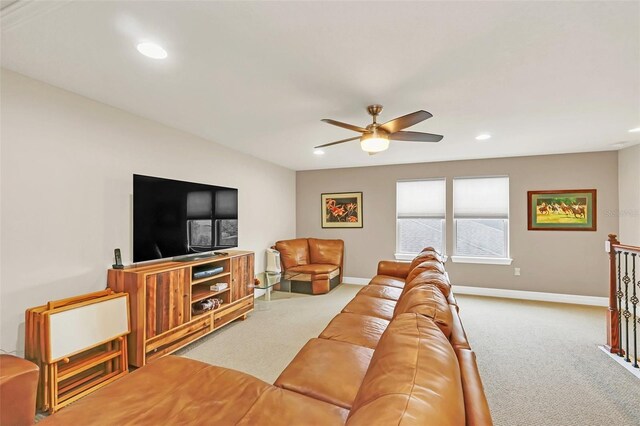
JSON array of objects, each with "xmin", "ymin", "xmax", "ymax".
[{"xmin": 274, "ymin": 238, "xmax": 344, "ymax": 295}]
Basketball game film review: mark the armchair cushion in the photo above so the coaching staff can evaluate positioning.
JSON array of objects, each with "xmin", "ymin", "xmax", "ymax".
[
  {"xmin": 286, "ymin": 264, "xmax": 340, "ymax": 276},
  {"xmin": 308, "ymin": 238, "xmax": 344, "ymax": 266},
  {"xmin": 275, "ymin": 239, "xmax": 310, "ymax": 269}
]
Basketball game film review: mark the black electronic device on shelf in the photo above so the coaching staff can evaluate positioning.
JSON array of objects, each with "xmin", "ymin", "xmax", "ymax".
[{"xmin": 192, "ymin": 265, "xmax": 224, "ymax": 280}]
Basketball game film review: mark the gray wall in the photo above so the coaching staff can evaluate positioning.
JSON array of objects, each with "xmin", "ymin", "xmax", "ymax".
[
  {"xmin": 297, "ymin": 151, "xmax": 618, "ymax": 297},
  {"xmin": 618, "ymin": 144, "xmax": 640, "ymax": 246},
  {"xmin": 0, "ymin": 70, "xmax": 296, "ymax": 354}
]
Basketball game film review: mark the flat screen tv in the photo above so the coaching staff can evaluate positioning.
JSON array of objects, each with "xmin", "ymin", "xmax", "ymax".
[{"xmin": 133, "ymin": 174, "xmax": 238, "ymax": 263}]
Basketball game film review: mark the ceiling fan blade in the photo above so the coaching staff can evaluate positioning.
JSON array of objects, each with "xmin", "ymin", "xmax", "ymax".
[
  {"xmin": 314, "ymin": 136, "xmax": 361, "ymax": 149},
  {"xmin": 389, "ymin": 131, "xmax": 443, "ymax": 142},
  {"xmin": 321, "ymin": 119, "xmax": 367, "ymax": 133},
  {"xmin": 379, "ymin": 110, "xmax": 433, "ymax": 133}
]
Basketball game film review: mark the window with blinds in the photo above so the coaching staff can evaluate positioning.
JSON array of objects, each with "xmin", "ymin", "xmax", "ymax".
[
  {"xmin": 453, "ymin": 176, "xmax": 509, "ymax": 258},
  {"xmin": 396, "ymin": 179, "xmax": 446, "ymax": 255}
]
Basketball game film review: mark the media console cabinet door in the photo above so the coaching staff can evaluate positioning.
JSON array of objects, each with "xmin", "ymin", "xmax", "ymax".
[
  {"xmin": 145, "ymin": 268, "xmax": 190, "ymax": 338},
  {"xmin": 231, "ymin": 254, "xmax": 255, "ymax": 302}
]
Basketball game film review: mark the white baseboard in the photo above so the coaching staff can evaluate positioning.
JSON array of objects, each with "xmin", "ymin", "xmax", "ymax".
[
  {"xmin": 599, "ymin": 346, "xmax": 640, "ymax": 379},
  {"xmin": 341, "ymin": 277, "xmax": 608, "ymax": 306},
  {"xmin": 342, "ymin": 277, "xmax": 370, "ymax": 286},
  {"xmin": 454, "ymin": 285, "xmax": 608, "ymax": 307}
]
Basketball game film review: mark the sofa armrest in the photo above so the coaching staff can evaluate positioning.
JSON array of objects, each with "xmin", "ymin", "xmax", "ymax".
[
  {"xmin": 0, "ymin": 355, "xmax": 39, "ymax": 426},
  {"xmin": 455, "ymin": 349, "xmax": 493, "ymax": 426},
  {"xmin": 376, "ymin": 260, "xmax": 411, "ymax": 279}
]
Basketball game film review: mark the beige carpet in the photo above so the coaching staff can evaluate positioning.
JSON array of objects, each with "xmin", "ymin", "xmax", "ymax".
[
  {"xmin": 178, "ymin": 286, "xmax": 640, "ymax": 425},
  {"xmin": 455, "ymin": 294, "xmax": 640, "ymax": 426},
  {"xmin": 178, "ymin": 284, "xmax": 362, "ymax": 383}
]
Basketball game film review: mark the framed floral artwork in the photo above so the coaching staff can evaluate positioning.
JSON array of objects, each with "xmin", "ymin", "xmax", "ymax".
[
  {"xmin": 527, "ymin": 189, "xmax": 597, "ymax": 231},
  {"xmin": 321, "ymin": 192, "xmax": 363, "ymax": 228}
]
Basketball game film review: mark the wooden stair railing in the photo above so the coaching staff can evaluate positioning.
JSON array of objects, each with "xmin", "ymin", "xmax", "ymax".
[{"xmin": 606, "ymin": 234, "xmax": 639, "ymax": 368}]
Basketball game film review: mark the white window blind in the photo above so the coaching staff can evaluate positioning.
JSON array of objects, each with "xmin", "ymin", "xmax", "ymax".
[
  {"xmin": 453, "ymin": 177, "xmax": 509, "ymax": 219},
  {"xmin": 397, "ymin": 179, "xmax": 446, "ymax": 218},
  {"xmin": 453, "ymin": 176, "xmax": 510, "ymax": 259},
  {"xmin": 396, "ymin": 179, "xmax": 446, "ymax": 255}
]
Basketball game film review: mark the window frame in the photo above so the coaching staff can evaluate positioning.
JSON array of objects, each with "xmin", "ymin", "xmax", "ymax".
[
  {"xmin": 451, "ymin": 176, "xmax": 512, "ymax": 265},
  {"xmin": 395, "ymin": 178, "xmax": 447, "ymax": 260}
]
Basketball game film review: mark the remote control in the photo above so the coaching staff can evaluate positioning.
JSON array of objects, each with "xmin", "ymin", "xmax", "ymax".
[{"xmin": 214, "ymin": 251, "xmax": 228, "ymax": 256}]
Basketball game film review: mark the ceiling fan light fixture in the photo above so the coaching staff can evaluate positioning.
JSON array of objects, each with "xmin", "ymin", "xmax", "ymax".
[{"xmin": 360, "ymin": 133, "xmax": 389, "ymax": 153}]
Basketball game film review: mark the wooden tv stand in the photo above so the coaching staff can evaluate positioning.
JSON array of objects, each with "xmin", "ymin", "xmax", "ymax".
[{"xmin": 107, "ymin": 251, "xmax": 254, "ymax": 367}]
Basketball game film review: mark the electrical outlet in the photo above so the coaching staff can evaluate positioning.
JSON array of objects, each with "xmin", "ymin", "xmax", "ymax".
[{"xmin": 514, "ymin": 267, "xmax": 521, "ymax": 276}]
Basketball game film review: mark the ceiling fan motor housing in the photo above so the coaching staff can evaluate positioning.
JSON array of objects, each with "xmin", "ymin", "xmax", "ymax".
[{"xmin": 367, "ymin": 104, "xmax": 384, "ymax": 119}]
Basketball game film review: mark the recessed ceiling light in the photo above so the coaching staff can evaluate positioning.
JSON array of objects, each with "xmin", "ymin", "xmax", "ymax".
[
  {"xmin": 136, "ymin": 42, "xmax": 167, "ymax": 59},
  {"xmin": 475, "ymin": 134, "xmax": 491, "ymax": 140},
  {"xmin": 629, "ymin": 127, "xmax": 640, "ymax": 133},
  {"xmin": 313, "ymin": 149, "xmax": 325, "ymax": 155}
]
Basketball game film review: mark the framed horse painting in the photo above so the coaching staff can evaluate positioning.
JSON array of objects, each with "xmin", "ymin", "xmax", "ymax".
[
  {"xmin": 527, "ymin": 189, "xmax": 597, "ymax": 231},
  {"xmin": 321, "ymin": 192, "xmax": 363, "ymax": 228}
]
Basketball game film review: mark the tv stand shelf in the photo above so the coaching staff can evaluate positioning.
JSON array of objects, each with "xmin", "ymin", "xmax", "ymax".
[
  {"xmin": 191, "ymin": 271, "xmax": 230, "ymax": 285},
  {"xmin": 192, "ymin": 286, "xmax": 230, "ymax": 303},
  {"xmin": 107, "ymin": 250, "xmax": 254, "ymax": 367}
]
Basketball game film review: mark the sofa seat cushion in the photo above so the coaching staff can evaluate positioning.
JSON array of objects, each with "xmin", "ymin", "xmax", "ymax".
[
  {"xmin": 237, "ymin": 387, "xmax": 349, "ymax": 426},
  {"xmin": 369, "ymin": 274, "xmax": 405, "ymax": 289},
  {"xmin": 346, "ymin": 313, "xmax": 465, "ymax": 426},
  {"xmin": 342, "ymin": 295, "xmax": 396, "ymax": 320},
  {"xmin": 319, "ymin": 313, "xmax": 390, "ymax": 349},
  {"xmin": 357, "ymin": 284, "xmax": 402, "ymax": 301},
  {"xmin": 274, "ymin": 338, "xmax": 374, "ymax": 409},
  {"xmin": 404, "ymin": 270, "xmax": 452, "ymax": 298},
  {"xmin": 40, "ymin": 356, "xmax": 271, "ymax": 425},
  {"xmin": 393, "ymin": 284, "xmax": 453, "ymax": 338}
]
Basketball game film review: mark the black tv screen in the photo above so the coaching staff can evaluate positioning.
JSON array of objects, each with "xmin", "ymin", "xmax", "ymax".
[{"xmin": 133, "ymin": 174, "xmax": 238, "ymax": 262}]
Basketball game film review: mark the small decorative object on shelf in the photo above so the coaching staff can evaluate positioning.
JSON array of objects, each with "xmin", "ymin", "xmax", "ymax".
[
  {"xmin": 209, "ymin": 282, "xmax": 228, "ymax": 292},
  {"xmin": 192, "ymin": 298, "xmax": 224, "ymax": 316}
]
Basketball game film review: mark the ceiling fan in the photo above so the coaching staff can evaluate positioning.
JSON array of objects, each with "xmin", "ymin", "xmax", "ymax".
[{"xmin": 316, "ymin": 105, "xmax": 443, "ymax": 154}]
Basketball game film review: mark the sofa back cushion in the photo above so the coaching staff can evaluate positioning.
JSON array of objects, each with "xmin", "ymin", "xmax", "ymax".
[
  {"xmin": 346, "ymin": 313, "xmax": 465, "ymax": 426},
  {"xmin": 405, "ymin": 270, "xmax": 452, "ymax": 298},
  {"xmin": 308, "ymin": 238, "xmax": 344, "ymax": 266},
  {"xmin": 393, "ymin": 285, "xmax": 453, "ymax": 338},
  {"xmin": 275, "ymin": 239, "xmax": 310, "ymax": 269},
  {"xmin": 406, "ymin": 260, "xmax": 446, "ymax": 282},
  {"xmin": 409, "ymin": 251, "xmax": 443, "ymax": 271}
]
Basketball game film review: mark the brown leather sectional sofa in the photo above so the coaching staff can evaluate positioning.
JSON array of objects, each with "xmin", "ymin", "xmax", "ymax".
[
  {"xmin": 274, "ymin": 238, "xmax": 344, "ymax": 294},
  {"xmin": 41, "ymin": 247, "xmax": 492, "ymax": 425}
]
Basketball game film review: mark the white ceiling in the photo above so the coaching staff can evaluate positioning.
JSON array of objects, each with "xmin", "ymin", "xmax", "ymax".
[{"xmin": 2, "ymin": 1, "xmax": 639, "ymax": 171}]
